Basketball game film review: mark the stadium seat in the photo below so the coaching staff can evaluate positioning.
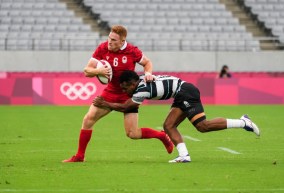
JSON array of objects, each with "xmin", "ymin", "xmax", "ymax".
[
  {"xmin": 82, "ymin": 0, "xmax": 260, "ymax": 51},
  {"xmin": 0, "ymin": 0, "xmax": 99, "ymax": 51}
]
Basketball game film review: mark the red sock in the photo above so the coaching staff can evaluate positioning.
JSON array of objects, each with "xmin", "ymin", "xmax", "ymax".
[
  {"xmin": 76, "ymin": 129, "xmax": 93, "ymax": 158},
  {"xmin": 141, "ymin": 128, "xmax": 163, "ymax": 140}
]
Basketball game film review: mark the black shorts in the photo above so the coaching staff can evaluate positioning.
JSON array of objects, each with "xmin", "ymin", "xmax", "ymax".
[
  {"xmin": 172, "ymin": 82, "xmax": 205, "ymax": 124},
  {"xmin": 124, "ymin": 107, "xmax": 138, "ymax": 113}
]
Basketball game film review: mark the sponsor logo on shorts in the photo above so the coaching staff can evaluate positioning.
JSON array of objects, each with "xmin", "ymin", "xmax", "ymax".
[{"xmin": 183, "ymin": 101, "xmax": 191, "ymax": 108}]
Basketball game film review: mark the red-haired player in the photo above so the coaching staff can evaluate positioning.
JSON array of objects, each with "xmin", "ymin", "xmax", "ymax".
[{"xmin": 63, "ymin": 25, "xmax": 173, "ymax": 162}]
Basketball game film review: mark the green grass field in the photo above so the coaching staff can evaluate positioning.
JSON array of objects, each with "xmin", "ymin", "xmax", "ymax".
[{"xmin": 0, "ymin": 105, "xmax": 283, "ymax": 193}]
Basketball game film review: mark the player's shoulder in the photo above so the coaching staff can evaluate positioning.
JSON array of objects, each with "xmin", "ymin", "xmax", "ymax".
[
  {"xmin": 124, "ymin": 42, "xmax": 141, "ymax": 53},
  {"xmin": 93, "ymin": 41, "xmax": 108, "ymax": 55}
]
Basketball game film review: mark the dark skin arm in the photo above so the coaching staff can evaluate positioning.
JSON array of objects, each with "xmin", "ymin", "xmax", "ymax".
[{"xmin": 93, "ymin": 96, "xmax": 140, "ymax": 113}]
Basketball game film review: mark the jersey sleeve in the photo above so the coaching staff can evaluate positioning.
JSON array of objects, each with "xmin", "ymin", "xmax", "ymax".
[
  {"xmin": 92, "ymin": 42, "xmax": 106, "ymax": 60},
  {"xmin": 131, "ymin": 90, "xmax": 149, "ymax": 104},
  {"xmin": 132, "ymin": 46, "xmax": 143, "ymax": 63},
  {"xmin": 132, "ymin": 95, "xmax": 145, "ymax": 104}
]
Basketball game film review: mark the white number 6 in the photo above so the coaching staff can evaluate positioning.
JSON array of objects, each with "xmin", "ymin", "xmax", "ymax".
[{"xmin": 113, "ymin": 58, "xmax": 118, "ymax": 67}]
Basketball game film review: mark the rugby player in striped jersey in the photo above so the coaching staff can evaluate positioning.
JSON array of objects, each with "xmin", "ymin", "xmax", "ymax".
[{"xmin": 93, "ymin": 70, "xmax": 260, "ymax": 163}]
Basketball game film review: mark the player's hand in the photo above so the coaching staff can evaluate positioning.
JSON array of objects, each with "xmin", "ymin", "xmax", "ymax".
[
  {"xmin": 98, "ymin": 66, "xmax": 112, "ymax": 79},
  {"xmin": 144, "ymin": 72, "xmax": 155, "ymax": 82},
  {"xmin": 93, "ymin": 96, "xmax": 105, "ymax": 107}
]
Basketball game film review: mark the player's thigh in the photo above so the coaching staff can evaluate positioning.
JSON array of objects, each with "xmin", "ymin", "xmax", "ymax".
[
  {"xmin": 164, "ymin": 107, "xmax": 186, "ymax": 129},
  {"xmin": 83, "ymin": 105, "xmax": 111, "ymax": 126}
]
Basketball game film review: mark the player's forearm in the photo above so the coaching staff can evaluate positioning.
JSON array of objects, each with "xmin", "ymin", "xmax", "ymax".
[
  {"xmin": 143, "ymin": 61, "xmax": 153, "ymax": 74},
  {"xmin": 84, "ymin": 67, "xmax": 99, "ymax": 77}
]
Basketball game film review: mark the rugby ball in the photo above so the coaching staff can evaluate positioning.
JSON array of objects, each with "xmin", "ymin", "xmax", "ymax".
[{"xmin": 96, "ymin": 60, "xmax": 112, "ymax": 84}]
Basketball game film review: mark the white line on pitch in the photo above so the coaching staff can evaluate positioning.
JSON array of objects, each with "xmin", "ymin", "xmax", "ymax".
[
  {"xmin": 183, "ymin": 135, "xmax": 201, "ymax": 142},
  {"xmin": 217, "ymin": 147, "xmax": 241, "ymax": 154},
  {"xmin": 156, "ymin": 127, "xmax": 201, "ymax": 142}
]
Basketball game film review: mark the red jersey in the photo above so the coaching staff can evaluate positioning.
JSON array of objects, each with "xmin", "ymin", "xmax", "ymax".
[{"xmin": 92, "ymin": 41, "xmax": 143, "ymax": 103}]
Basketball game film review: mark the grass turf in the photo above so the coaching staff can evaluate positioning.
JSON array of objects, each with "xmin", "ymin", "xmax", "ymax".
[{"xmin": 0, "ymin": 105, "xmax": 283, "ymax": 193}]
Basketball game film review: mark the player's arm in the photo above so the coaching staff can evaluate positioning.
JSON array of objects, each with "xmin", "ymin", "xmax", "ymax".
[
  {"xmin": 84, "ymin": 58, "xmax": 110, "ymax": 78},
  {"xmin": 139, "ymin": 55, "xmax": 154, "ymax": 82},
  {"xmin": 93, "ymin": 96, "xmax": 139, "ymax": 112}
]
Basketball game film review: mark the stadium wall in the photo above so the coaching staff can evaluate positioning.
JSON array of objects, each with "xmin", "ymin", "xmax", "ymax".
[{"xmin": 0, "ymin": 51, "xmax": 284, "ymax": 72}]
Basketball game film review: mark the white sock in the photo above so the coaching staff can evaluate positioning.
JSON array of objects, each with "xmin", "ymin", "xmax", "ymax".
[
  {"xmin": 226, "ymin": 119, "xmax": 245, "ymax": 128},
  {"xmin": 176, "ymin": 143, "xmax": 189, "ymax": 157}
]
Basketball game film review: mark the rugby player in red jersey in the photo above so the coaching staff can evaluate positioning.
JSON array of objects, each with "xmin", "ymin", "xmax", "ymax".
[{"xmin": 63, "ymin": 25, "xmax": 173, "ymax": 162}]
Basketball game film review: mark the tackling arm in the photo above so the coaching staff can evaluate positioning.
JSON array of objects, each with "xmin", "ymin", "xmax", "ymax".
[{"xmin": 93, "ymin": 96, "xmax": 140, "ymax": 113}]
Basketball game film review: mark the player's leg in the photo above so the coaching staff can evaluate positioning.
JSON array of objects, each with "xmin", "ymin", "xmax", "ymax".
[
  {"xmin": 192, "ymin": 113, "xmax": 227, "ymax": 133},
  {"xmin": 180, "ymin": 82, "xmax": 260, "ymax": 136},
  {"xmin": 124, "ymin": 112, "xmax": 174, "ymax": 154},
  {"xmin": 123, "ymin": 112, "xmax": 141, "ymax": 139},
  {"xmin": 163, "ymin": 107, "xmax": 186, "ymax": 146},
  {"xmin": 163, "ymin": 107, "xmax": 191, "ymax": 163},
  {"xmin": 63, "ymin": 105, "xmax": 111, "ymax": 162},
  {"xmin": 192, "ymin": 113, "xmax": 260, "ymax": 136}
]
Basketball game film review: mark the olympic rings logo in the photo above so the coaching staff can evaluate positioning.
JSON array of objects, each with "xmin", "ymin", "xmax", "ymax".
[{"xmin": 60, "ymin": 82, "xmax": 96, "ymax": 100}]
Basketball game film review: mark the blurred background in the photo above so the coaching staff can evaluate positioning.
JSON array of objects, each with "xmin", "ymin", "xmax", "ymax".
[{"xmin": 0, "ymin": 0, "xmax": 284, "ymax": 105}]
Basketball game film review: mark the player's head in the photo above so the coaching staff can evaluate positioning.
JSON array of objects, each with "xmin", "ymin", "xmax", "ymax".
[
  {"xmin": 108, "ymin": 25, "xmax": 127, "ymax": 52},
  {"xmin": 119, "ymin": 70, "xmax": 139, "ymax": 96}
]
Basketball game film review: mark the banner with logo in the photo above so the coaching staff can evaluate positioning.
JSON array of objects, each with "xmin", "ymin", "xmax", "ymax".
[
  {"xmin": 54, "ymin": 78, "xmax": 105, "ymax": 105},
  {"xmin": 0, "ymin": 76, "xmax": 106, "ymax": 105},
  {"xmin": 0, "ymin": 73, "xmax": 284, "ymax": 105}
]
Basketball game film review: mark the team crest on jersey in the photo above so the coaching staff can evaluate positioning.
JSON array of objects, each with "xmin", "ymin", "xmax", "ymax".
[{"xmin": 122, "ymin": 56, "xmax": 127, "ymax": 64}]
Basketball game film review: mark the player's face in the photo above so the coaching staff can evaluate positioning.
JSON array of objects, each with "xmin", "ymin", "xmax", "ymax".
[
  {"xmin": 120, "ymin": 81, "xmax": 136, "ymax": 96},
  {"xmin": 108, "ymin": 32, "xmax": 125, "ymax": 52}
]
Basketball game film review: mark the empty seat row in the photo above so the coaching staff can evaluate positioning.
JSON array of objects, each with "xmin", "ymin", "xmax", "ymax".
[
  {"xmin": 131, "ymin": 39, "xmax": 260, "ymax": 52},
  {"xmin": 0, "ymin": 38, "xmax": 104, "ymax": 51},
  {"xmin": 124, "ymin": 25, "xmax": 246, "ymax": 34},
  {"xmin": 8, "ymin": 0, "xmax": 60, "ymax": 2},
  {"xmin": 127, "ymin": 32, "xmax": 253, "ymax": 40},
  {"xmin": 100, "ymin": 10, "xmax": 232, "ymax": 19},
  {"xmin": 84, "ymin": 0, "xmax": 218, "ymax": 3},
  {"xmin": 0, "ymin": 2, "xmax": 66, "ymax": 10},
  {"xmin": 0, "ymin": 24, "xmax": 92, "ymax": 33},
  {"xmin": 0, "ymin": 10, "xmax": 75, "ymax": 17},
  {"xmin": 245, "ymin": 0, "xmax": 284, "ymax": 3},
  {"xmin": 91, "ymin": 3, "xmax": 226, "ymax": 11},
  {"xmin": 0, "ymin": 31, "xmax": 99, "ymax": 39},
  {"xmin": 0, "ymin": 17, "xmax": 83, "ymax": 25},
  {"xmin": 105, "ymin": 17, "xmax": 239, "ymax": 26}
]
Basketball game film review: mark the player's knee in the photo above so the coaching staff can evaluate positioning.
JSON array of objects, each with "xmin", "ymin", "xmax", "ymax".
[
  {"xmin": 163, "ymin": 122, "xmax": 174, "ymax": 133},
  {"xmin": 82, "ymin": 114, "xmax": 95, "ymax": 129},
  {"xmin": 82, "ymin": 114, "xmax": 89, "ymax": 123},
  {"xmin": 125, "ymin": 130, "xmax": 140, "ymax": 139},
  {"xmin": 195, "ymin": 120, "xmax": 209, "ymax": 133}
]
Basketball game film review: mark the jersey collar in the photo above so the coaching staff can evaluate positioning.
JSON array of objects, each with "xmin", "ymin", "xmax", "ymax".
[{"xmin": 120, "ymin": 41, "xmax": 127, "ymax": 50}]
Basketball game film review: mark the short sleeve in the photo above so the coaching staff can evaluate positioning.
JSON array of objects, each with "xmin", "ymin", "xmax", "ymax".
[
  {"xmin": 92, "ymin": 42, "xmax": 107, "ymax": 60},
  {"xmin": 131, "ymin": 90, "xmax": 150, "ymax": 104},
  {"xmin": 132, "ymin": 46, "xmax": 143, "ymax": 63}
]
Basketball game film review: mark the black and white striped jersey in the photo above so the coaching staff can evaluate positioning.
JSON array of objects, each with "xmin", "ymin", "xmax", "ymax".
[{"xmin": 132, "ymin": 75, "xmax": 185, "ymax": 104}]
